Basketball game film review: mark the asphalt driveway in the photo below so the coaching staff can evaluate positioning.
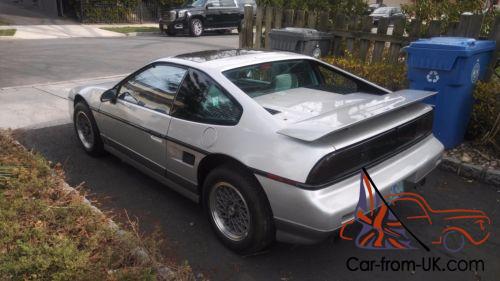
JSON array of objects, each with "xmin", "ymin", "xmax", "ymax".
[{"xmin": 14, "ymin": 124, "xmax": 500, "ymax": 281}]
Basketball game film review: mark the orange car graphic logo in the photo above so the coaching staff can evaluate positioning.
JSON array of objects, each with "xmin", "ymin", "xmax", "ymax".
[{"xmin": 340, "ymin": 168, "xmax": 491, "ymax": 253}]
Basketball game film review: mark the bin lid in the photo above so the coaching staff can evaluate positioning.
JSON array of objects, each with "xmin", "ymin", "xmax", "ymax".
[
  {"xmin": 269, "ymin": 27, "xmax": 331, "ymax": 40},
  {"xmin": 408, "ymin": 37, "xmax": 496, "ymax": 52}
]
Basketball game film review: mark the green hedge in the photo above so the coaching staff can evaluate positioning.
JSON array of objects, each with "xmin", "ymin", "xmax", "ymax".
[{"xmin": 256, "ymin": 0, "xmax": 367, "ymax": 14}]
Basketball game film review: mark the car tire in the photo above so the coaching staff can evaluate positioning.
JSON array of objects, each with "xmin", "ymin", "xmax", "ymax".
[
  {"xmin": 73, "ymin": 102, "xmax": 104, "ymax": 157},
  {"xmin": 166, "ymin": 28, "xmax": 176, "ymax": 36},
  {"xmin": 189, "ymin": 18, "xmax": 203, "ymax": 37},
  {"xmin": 203, "ymin": 165, "xmax": 275, "ymax": 254}
]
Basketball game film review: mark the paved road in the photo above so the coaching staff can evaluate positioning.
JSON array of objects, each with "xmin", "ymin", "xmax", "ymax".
[
  {"xmin": 15, "ymin": 124, "xmax": 500, "ymax": 281},
  {"xmin": 0, "ymin": 35, "xmax": 239, "ymax": 87}
]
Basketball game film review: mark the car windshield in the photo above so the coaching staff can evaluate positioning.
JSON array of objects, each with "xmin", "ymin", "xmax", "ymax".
[
  {"xmin": 372, "ymin": 7, "xmax": 391, "ymax": 14},
  {"xmin": 182, "ymin": 0, "xmax": 205, "ymax": 8},
  {"xmin": 223, "ymin": 59, "xmax": 385, "ymax": 98}
]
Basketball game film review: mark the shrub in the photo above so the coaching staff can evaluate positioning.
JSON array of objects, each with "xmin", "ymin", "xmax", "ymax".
[
  {"xmin": 401, "ymin": 0, "xmax": 498, "ymax": 36},
  {"xmin": 322, "ymin": 54, "xmax": 408, "ymax": 91},
  {"xmin": 467, "ymin": 77, "xmax": 500, "ymax": 151},
  {"xmin": 256, "ymin": 0, "xmax": 367, "ymax": 14}
]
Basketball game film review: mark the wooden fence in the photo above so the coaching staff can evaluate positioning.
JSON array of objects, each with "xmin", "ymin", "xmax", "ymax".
[{"xmin": 239, "ymin": 6, "xmax": 500, "ymax": 76}]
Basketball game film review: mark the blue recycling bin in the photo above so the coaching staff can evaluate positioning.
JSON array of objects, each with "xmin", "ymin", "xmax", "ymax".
[{"xmin": 406, "ymin": 37, "xmax": 496, "ymax": 149}]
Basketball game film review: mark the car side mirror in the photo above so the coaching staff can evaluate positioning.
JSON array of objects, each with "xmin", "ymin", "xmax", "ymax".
[{"xmin": 101, "ymin": 89, "xmax": 117, "ymax": 103}]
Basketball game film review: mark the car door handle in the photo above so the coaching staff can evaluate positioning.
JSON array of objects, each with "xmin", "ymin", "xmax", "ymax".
[{"xmin": 150, "ymin": 135, "xmax": 163, "ymax": 143}]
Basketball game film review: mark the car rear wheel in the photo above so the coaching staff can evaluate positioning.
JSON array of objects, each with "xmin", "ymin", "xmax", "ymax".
[
  {"xmin": 74, "ymin": 102, "xmax": 104, "ymax": 156},
  {"xmin": 190, "ymin": 18, "xmax": 203, "ymax": 37},
  {"xmin": 203, "ymin": 165, "xmax": 275, "ymax": 254}
]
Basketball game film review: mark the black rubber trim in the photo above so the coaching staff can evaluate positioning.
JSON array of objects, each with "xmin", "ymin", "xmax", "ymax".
[
  {"xmin": 102, "ymin": 135, "xmax": 198, "ymax": 193},
  {"xmin": 103, "ymin": 135, "xmax": 165, "ymax": 175},
  {"xmin": 94, "ymin": 109, "xmax": 210, "ymax": 155},
  {"xmin": 166, "ymin": 170, "xmax": 198, "ymax": 193}
]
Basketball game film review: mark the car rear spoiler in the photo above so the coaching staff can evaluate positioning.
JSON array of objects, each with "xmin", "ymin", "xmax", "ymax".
[{"xmin": 276, "ymin": 89, "xmax": 436, "ymax": 142}]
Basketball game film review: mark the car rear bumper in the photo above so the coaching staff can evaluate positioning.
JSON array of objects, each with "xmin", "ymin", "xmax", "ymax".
[{"xmin": 255, "ymin": 134, "xmax": 444, "ymax": 244}]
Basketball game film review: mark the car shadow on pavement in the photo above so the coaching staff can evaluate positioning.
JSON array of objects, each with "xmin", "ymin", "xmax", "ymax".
[{"xmin": 13, "ymin": 123, "xmax": 500, "ymax": 281}]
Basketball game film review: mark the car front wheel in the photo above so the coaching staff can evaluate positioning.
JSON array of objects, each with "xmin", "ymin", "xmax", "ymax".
[
  {"xmin": 203, "ymin": 165, "xmax": 275, "ymax": 254},
  {"xmin": 74, "ymin": 102, "xmax": 104, "ymax": 156},
  {"xmin": 190, "ymin": 18, "xmax": 203, "ymax": 37}
]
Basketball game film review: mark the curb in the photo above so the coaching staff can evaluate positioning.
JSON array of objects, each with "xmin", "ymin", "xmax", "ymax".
[
  {"xmin": 439, "ymin": 155, "xmax": 500, "ymax": 187},
  {"xmin": 125, "ymin": 31, "xmax": 160, "ymax": 36}
]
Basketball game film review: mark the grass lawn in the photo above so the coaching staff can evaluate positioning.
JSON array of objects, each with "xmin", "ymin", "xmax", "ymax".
[
  {"xmin": 0, "ymin": 131, "xmax": 195, "ymax": 280},
  {"xmin": 0, "ymin": 29, "xmax": 16, "ymax": 36},
  {"xmin": 0, "ymin": 18, "xmax": 9, "ymax": 25},
  {"xmin": 100, "ymin": 26, "xmax": 159, "ymax": 34}
]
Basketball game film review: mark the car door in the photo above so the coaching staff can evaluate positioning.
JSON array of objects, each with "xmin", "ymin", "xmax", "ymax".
[
  {"xmin": 166, "ymin": 68, "xmax": 242, "ymax": 189},
  {"xmin": 98, "ymin": 63, "xmax": 187, "ymax": 174},
  {"xmin": 205, "ymin": 0, "xmax": 222, "ymax": 28},
  {"xmin": 219, "ymin": 0, "xmax": 240, "ymax": 27}
]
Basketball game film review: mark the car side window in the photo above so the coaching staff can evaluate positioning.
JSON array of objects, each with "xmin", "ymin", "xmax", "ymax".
[
  {"xmin": 220, "ymin": 0, "xmax": 236, "ymax": 7},
  {"xmin": 316, "ymin": 64, "xmax": 358, "ymax": 94},
  {"xmin": 172, "ymin": 69, "xmax": 242, "ymax": 125},
  {"xmin": 118, "ymin": 64, "xmax": 187, "ymax": 115},
  {"xmin": 207, "ymin": 0, "xmax": 221, "ymax": 7}
]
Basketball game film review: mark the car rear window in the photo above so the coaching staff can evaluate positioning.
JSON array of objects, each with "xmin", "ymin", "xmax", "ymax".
[{"xmin": 222, "ymin": 59, "xmax": 387, "ymax": 98}]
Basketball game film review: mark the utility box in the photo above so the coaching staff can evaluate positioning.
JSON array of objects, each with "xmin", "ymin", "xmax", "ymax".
[
  {"xmin": 406, "ymin": 37, "xmax": 496, "ymax": 149},
  {"xmin": 269, "ymin": 27, "xmax": 332, "ymax": 58}
]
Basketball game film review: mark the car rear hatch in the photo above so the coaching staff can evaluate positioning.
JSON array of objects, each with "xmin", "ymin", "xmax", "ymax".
[
  {"xmin": 254, "ymin": 88, "xmax": 436, "ymax": 186},
  {"xmin": 255, "ymin": 88, "xmax": 435, "ymax": 142}
]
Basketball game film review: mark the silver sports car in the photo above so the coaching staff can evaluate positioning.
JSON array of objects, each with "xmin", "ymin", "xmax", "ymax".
[{"xmin": 69, "ymin": 49, "xmax": 443, "ymax": 254}]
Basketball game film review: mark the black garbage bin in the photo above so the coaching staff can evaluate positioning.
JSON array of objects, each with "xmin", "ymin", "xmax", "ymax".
[{"xmin": 269, "ymin": 27, "xmax": 331, "ymax": 58}]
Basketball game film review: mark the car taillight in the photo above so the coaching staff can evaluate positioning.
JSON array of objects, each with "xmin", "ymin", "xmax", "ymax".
[{"xmin": 306, "ymin": 111, "xmax": 434, "ymax": 186}]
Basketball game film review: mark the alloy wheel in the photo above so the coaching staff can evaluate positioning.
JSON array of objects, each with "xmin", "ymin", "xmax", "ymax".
[
  {"xmin": 209, "ymin": 182, "xmax": 251, "ymax": 241},
  {"xmin": 75, "ymin": 111, "xmax": 95, "ymax": 150}
]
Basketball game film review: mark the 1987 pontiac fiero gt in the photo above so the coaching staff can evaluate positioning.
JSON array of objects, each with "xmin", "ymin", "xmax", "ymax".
[{"xmin": 69, "ymin": 49, "xmax": 443, "ymax": 254}]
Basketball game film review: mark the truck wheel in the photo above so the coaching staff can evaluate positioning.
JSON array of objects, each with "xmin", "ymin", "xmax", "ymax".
[
  {"xmin": 190, "ymin": 18, "xmax": 203, "ymax": 37},
  {"xmin": 203, "ymin": 165, "xmax": 275, "ymax": 254},
  {"xmin": 73, "ymin": 102, "xmax": 104, "ymax": 156}
]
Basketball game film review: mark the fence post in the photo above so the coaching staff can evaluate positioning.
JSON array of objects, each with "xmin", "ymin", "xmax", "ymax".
[
  {"xmin": 359, "ymin": 16, "xmax": 373, "ymax": 62},
  {"xmin": 388, "ymin": 17, "xmax": 405, "ymax": 63},
  {"xmin": 332, "ymin": 14, "xmax": 346, "ymax": 57},
  {"xmin": 427, "ymin": 20, "xmax": 442, "ymax": 37},
  {"xmin": 254, "ymin": 6, "xmax": 264, "ymax": 49},
  {"xmin": 244, "ymin": 5, "xmax": 254, "ymax": 48},
  {"xmin": 306, "ymin": 10, "xmax": 317, "ymax": 29},
  {"xmin": 264, "ymin": 6, "xmax": 273, "ymax": 49},
  {"xmin": 284, "ymin": 9, "xmax": 294, "ymax": 27},
  {"xmin": 372, "ymin": 17, "xmax": 389, "ymax": 63},
  {"xmin": 274, "ymin": 7, "xmax": 283, "ymax": 29},
  {"xmin": 345, "ymin": 16, "xmax": 359, "ymax": 54},
  {"xmin": 318, "ymin": 11, "xmax": 329, "ymax": 32},
  {"xmin": 485, "ymin": 15, "xmax": 500, "ymax": 80},
  {"xmin": 295, "ymin": 10, "xmax": 306, "ymax": 28}
]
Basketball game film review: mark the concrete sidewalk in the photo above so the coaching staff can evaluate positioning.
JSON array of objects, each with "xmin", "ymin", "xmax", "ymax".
[
  {"xmin": 0, "ymin": 75, "xmax": 124, "ymax": 129},
  {"xmin": 0, "ymin": 24, "xmax": 126, "ymax": 39},
  {"xmin": 0, "ymin": 0, "xmax": 125, "ymax": 39}
]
